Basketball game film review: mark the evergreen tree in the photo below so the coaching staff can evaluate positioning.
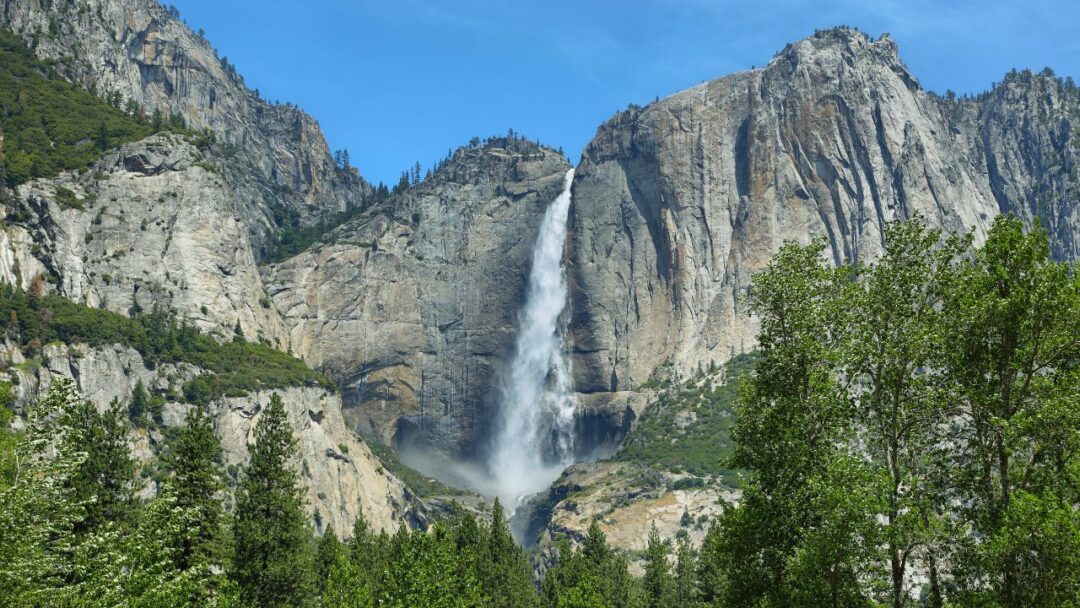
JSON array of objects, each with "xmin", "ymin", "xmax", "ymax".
[
  {"xmin": 542, "ymin": 521, "xmax": 641, "ymax": 608},
  {"xmin": 696, "ymin": 521, "xmax": 726, "ymax": 605},
  {"xmin": 0, "ymin": 380, "xmax": 87, "ymax": 604},
  {"xmin": 348, "ymin": 506, "xmax": 385, "ymax": 582},
  {"xmin": 485, "ymin": 499, "xmax": 537, "ymax": 608},
  {"xmin": 129, "ymin": 378, "xmax": 148, "ymax": 424},
  {"xmin": 60, "ymin": 393, "xmax": 135, "ymax": 533},
  {"xmin": 322, "ymin": 553, "xmax": 371, "ymax": 608},
  {"xmin": 168, "ymin": 403, "xmax": 225, "ymax": 572},
  {"xmin": 315, "ymin": 526, "xmax": 346, "ymax": 594},
  {"xmin": 96, "ymin": 120, "xmax": 109, "ymax": 150},
  {"xmin": 642, "ymin": 526, "xmax": 674, "ymax": 608},
  {"xmin": 233, "ymin": 393, "xmax": 313, "ymax": 607},
  {"xmin": 672, "ymin": 534, "xmax": 699, "ymax": 607}
]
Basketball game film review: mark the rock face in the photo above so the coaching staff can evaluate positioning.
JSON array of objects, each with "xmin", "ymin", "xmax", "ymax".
[
  {"xmin": 4, "ymin": 341, "xmax": 419, "ymax": 534},
  {"xmin": 0, "ymin": 0, "xmax": 368, "ymax": 248},
  {"xmin": 520, "ymin": 461, "xmax": 734, "ymax": 571},
  {"xmin": 567, "ymin": 28, "xmax": 1080, "ymax": 397},
  {"xmin": 3, "ymin": 134, "xmax": 287, "ymax": 343},
  {"xmin": 0, "ymin": 0, "xmax": 415, "ymax": 533},
  {"xmin": 265, "ymin": 139, "xmax": 571, "ymax": 456}
]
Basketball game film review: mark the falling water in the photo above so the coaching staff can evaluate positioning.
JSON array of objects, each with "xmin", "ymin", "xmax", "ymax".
[{"xmin": 488, "ymin": 168, "xmax": 577, "ymax": 512}]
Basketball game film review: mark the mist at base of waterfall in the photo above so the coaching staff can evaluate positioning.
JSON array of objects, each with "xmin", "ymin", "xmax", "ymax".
[{"xmin": 389, "ymin": 169, "xmax": 580, "ymax": 519}]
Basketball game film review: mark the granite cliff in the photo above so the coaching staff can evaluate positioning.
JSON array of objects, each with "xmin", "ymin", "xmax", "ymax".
[
  {"xmin": 567, "ymin": 28, "xmax": 1079, "ymax": 401},
  {"xmin": 0, "ymin": 0, "xmax": 409, "ymax": 535},
  {"xmin": 0, "ymin": 0, "xmax": 369, "ymax": 251},
  {"xmin": 265, "ymin": 138, "xmax": 572, "ymax": 458}
]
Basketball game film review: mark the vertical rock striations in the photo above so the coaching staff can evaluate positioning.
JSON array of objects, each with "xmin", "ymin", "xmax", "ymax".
[
  {"xmin": 265, "ymin": 138, "xmax": 571, "ymax": 457},
  {"xmin": 567, "ymin": 28, "xmax": 1080, "ymax": 399},
  {"xmin": 0, "ymin": 0, "xmax": 369, "ymax": 249}
]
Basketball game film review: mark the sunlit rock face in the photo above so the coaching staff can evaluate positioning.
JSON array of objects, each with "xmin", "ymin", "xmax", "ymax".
[
  {"xmin": 265, "ymin": 139, "xmax": 572, "ymax": 458},
  {"xmin": 5, "ymin": 343, "xmax": 421, "ymax": 535},
  {"xmin": 0, "ymin": 0, "xmax": 370, "ymax": 251},
  {"xmin": 567, "ymin": 27, "xmax": 1080, "ymax": 401}
]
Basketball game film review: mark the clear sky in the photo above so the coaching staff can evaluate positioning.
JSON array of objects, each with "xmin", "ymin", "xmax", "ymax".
[{"xmin": 169, "ymin": 0, "xmax": 1079, "ymax": 186}]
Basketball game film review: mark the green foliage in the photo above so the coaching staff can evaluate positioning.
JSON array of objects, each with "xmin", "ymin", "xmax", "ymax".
[
  {"xmin": 0, "ymin": 382, "xmax": 15, "ymax": 491},
  {"xmin": 60, "ymin": 393, "xmax": 136, "ymax": 533},
  {"xmin": 322, "ymin": 553, "xmax": 372, "ymax": 608},
  {"xmin": 0, "ymin": 29, "xmax": 165, "ymax": 186},
  {"xmin": 671, "ymin": 535, "xmax": 699, "ymax": 607},
  {"xmin": 167, "ymin": 403, "xmax": 226, "ymax": 573},
  {"xmin": 261, "ymin": 185, "xmax": 391, "ymax": 264},
  {"xmin": 616, "ymin": 352, "xmax": 758, "ymax": 483},
  {"xmin": 0, "ymin": 380, "xmax": 232, "ymax": 607},
  {"xmin": 0, "ymin": 284, "xmax": 332, "ymax": 404},
  {"xmin": 704, "ymin": 217, "xmax": 1080, "ymax": 607},
  {"xmin": 128, "ymin": 378, "xmax": 149, "ymax": 424},
  {"xmin": 542, "ymin": 522, "xmax": 642, "ymax": 608},
  {"xmin": 940, "ymin": 216, "xmax": 1080, "ymax": 608},
  {"xmin": 315, "ymin": 526, "xmax": 347, "ymax": 595},
  {"xmin": 484, "ymin": 499, "xmax": 539, "ymax": 608},
  {"xmin": 233, "ymin": 393, "xmax": 314, "ymax": 608},
  {"xmin": 641, "ymin": 526, "xmax": 675, "ymax": 608},
  {"xmin": 0, "ymin": 380, "xmax": 88, "ymax": 605}
]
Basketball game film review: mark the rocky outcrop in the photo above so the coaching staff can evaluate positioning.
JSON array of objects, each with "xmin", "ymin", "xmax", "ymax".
[
  {"xmin": 265, "ymin": 139, "xmax": 571, "ymax": 456},
  {"xmin": 974, "ymin": 70, "xmax": 1080, "ymax": 259},
  {"xmin": 567, "ymin": 28, "xmax": 1080, "ymax": 396},
  {"xmin": 520, "ymin": 461, "xmax": 734, "ymax": 571},
  {"xmin": 2, "ymin": 134, "xmax": 288, "ymax": 344},
  {"xmin": 0, "ymin": 0, "xmax": 368, "ymax": 248},
  {"xmin": 3, "ymin": 341, "xmax": 419, "ymax": 534}
]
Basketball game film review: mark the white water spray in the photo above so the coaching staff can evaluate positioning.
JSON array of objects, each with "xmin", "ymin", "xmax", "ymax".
[{"xmin": 489, "ymin": 168, "xmax": 577, "ymax": 511}]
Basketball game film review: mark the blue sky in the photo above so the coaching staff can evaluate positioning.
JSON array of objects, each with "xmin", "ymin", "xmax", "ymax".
[{"xmin": 169, "ymin": 0, "xmax": 1079, "ymax": 186}]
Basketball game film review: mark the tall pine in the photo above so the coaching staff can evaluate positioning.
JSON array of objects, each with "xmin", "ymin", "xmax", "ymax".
[
  {"xmin": 60, "ymin": 393, "xmax": 135, "ymax": 533},
  {"xmin": 485, "ymin": 499, "xmax": 537, "ymax": 608},
  {"xmin": 168, "ymin": 403, "xmax": 225, "ymax": 572},
  {"xmin": 642, "ymin": 525, "xmax": 674, "ymax": 608},
  {"xmin": 315, "ymin": 526, "xmax": 346, "ymax": 595},
  {"xmin": 233, "ymin": 393, "xmax": 313, "ymax": 607}
]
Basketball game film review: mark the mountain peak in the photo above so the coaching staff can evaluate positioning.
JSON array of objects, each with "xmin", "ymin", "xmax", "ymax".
[{"xmin": 761, "ymin": 26, "xmax": 917, "ymax": 91}]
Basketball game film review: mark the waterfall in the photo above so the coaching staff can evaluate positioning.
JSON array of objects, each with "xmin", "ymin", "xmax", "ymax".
[{"xmin": 488, "ymin": 168, "xmax": 577, "ymax": 512}]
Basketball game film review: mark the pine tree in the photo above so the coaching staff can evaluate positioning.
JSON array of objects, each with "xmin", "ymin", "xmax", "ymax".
[
  {"xmin": 485, "ymin": 499, "xmax": 537, "ymax": 608},
  {"xmin": 543, "ymin": 521, "xmax": 640, "ymax": 608},
  {"xmin": 96, "ymin": 120, "xmax": 109, "ymax": 150},
  {"xmin": 315, "ymin": 526, "xmax": 346, "ymax": 594},
  {"xmin": 673, "ymin": 534, "xmax": 699, "ymax": 607},
  {"xmin": 129, "ymin": 379, "xmax": 148, "ymax": 425},
  {"xmin": 233, "ymin": 393, "xmax": 313, "ymax": 607},
  {"xmin": 642, "ymin": 526, "xmax": 674, "ymax": 608},
  {"xmin": 60, "ymin": 393, "xmax": 135, "ymax": 533},
  {"xmin": 168, "ymin": 403, "xmax": 225, "ymax": 572},
  {"xmin": 348, "ymin": 506, "xmax": 385, "ymax": 583},
  {"xmin": 322, "ymin": 553, "xmax": 370, "ymax": 608},
  {"xmin": 0, "ymin": 379, "xmax": 87, "ymax": 604},
  {"xmin": 697, "ymin": 521, "xmax": 725, "ymax": 604}
]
